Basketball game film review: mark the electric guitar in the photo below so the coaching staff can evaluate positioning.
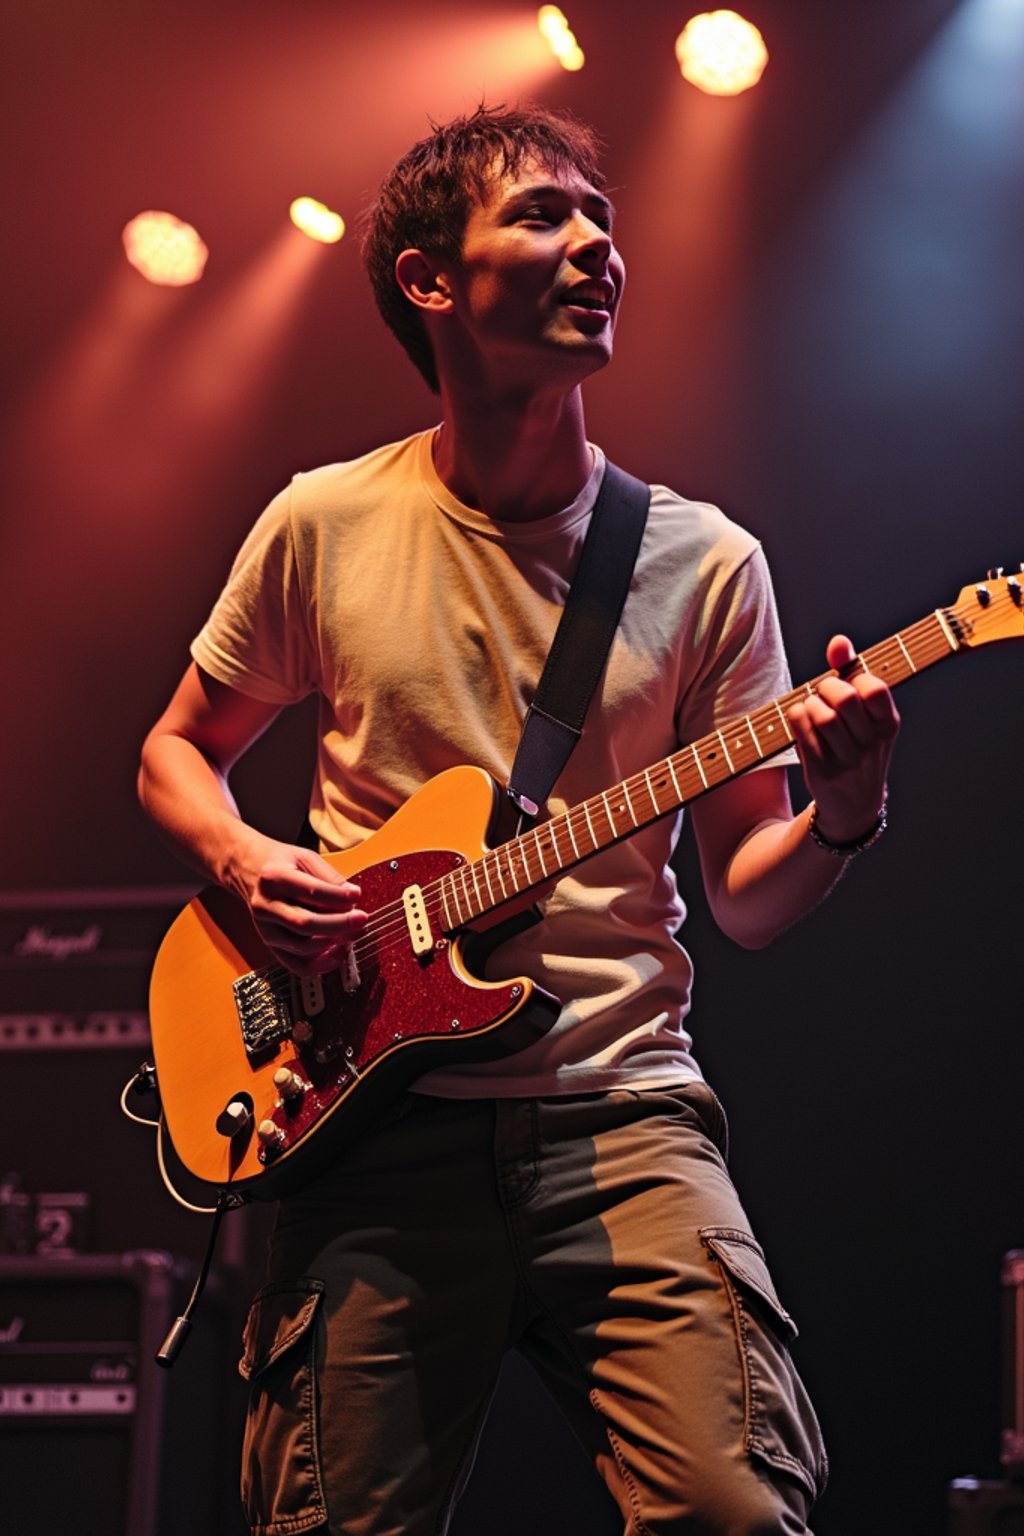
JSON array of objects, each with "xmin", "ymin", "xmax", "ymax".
[{"xmin": 147, "ymin": 570, "xmax": 1023, "ymax": 1199}]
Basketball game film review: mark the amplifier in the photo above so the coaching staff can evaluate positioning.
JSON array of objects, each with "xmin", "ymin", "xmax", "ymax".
[
  {"xmin": 948, "ymin": 1249, "xmax": 1024, "ymax": 1535},
  {"xmin": 0, "ymin": 887, "xmax": 260, "ymax": 1263},
  {"xmin": 1004, "ymin": 1251, "xmax": 1024, "ymax": 1479},
  {"xmin": 949, "ymin": 1479, "xmax": 1024, "ymax": 1535},
  {"xmin": 0, "ymin": 1250, "xmax": 247, "ymax": 1536},
  {"xmin": 0, "ymin": 883, "xmax": 194, "ymax": 1043}
]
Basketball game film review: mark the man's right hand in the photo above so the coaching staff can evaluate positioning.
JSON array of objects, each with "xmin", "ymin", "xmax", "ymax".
[{"xmin": 228, "ymin": 835, "xmax": 368, "ymax": 978}]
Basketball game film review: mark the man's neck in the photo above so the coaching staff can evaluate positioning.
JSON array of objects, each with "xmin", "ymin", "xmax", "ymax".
[{"xmin": 432, "ymin": 381, "xmax": 593, "ymax": 524}]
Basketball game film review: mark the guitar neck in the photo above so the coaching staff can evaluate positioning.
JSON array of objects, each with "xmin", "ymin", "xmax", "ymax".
[{"xmin": 438, "ymin": 604, "xmax": 964, "ymax": 931}]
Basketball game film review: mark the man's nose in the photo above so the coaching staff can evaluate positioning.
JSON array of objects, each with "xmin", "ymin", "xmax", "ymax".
[{"xmin": 567, "ymin": 213, "xmax": 612, "ymax": 264}]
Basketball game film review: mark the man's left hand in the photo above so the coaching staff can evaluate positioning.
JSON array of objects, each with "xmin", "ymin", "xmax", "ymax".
[{"xmin": 788, "ymin": 634, "xmax": 901, "ymax": 844}]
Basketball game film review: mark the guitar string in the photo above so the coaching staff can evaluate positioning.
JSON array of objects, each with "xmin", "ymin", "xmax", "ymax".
[
  {"xmin": 338, "ymin": 608, "xmax": 969, "ymax": 970},
  {"xmin": 253, "ymin": 591, "xmax": 1004, "ymax": 1034},
  {"xmin": 338, "ymin": 619, "xmax": 958, "ymax": 973},
  {"xmin": 256, "ymin": 596, "xmax": 995, "ymax": 1003},
  {"xmin": 311, "ymin": 599, "xmax": 992, "ymax": 975}
]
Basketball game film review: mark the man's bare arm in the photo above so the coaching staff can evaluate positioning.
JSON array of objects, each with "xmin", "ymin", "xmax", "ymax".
[
  {"xmin": 691, "ymin": 634, "xmax": 900, "ymax": 950},
  {"xmin": 138, "ymin": 662, "xmax": 367, "ymax": 975}
]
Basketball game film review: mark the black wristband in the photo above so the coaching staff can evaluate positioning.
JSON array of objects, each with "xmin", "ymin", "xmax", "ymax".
[{"xmin": 808, "ymin": 793, "xmax": 888, "ymax": 857}]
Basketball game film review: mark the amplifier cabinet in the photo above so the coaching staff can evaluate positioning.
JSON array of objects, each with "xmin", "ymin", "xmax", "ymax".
[
  {"xmin": 949, "ymin": 1479, "xmax": 1024, "ymax": 1536},
  {"xmin": 0, "ymin": 884, "xmax": 195, "ymax": 1026},
  {"xmin": 0, "ymin": 885, "xmax": 241, "ymax": 1262},
  {"xmin": 0, "ymin": 1250, "xmax": 247, "ymax": 1536}
]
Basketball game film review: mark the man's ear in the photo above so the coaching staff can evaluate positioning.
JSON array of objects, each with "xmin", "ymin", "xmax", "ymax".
[{"xmin": 394, "ymin": 249, "xmax": 454, "ymax": 313}]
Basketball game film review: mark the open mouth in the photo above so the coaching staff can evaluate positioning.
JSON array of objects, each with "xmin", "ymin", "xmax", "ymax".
[{"xmin": 560, "ymin": 283, "xmax": 614, "ymax": 314}]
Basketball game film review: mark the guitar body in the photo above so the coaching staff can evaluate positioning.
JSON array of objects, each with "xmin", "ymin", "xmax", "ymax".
[{"xmin": 149, "ymin": 765, "xmax": 559, "ymax": 1200}]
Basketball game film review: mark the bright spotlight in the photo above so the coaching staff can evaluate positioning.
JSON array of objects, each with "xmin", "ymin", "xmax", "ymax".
[
  {"xmin": 289, "ymin": 197, "xmax": 345, "ymax": 245},
  {"xmin": 122, "ymin": 211, "xmax": 209, "ymax": 286},
  {"xmin": 675, "ymin": 11, "xmax": 768, "ymax": 96},
  {"xmin": 537, "ymin": 6, "xmax": 585, "ymax": 71}
]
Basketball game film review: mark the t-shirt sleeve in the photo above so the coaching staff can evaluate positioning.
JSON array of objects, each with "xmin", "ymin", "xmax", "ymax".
[
  {"xmin": 191, "ymin": 483, "xmax": 316, "ymax": 705},
  {"xmin": 676, "ymin": 543, "xmax": 800, "ymax": 769}
]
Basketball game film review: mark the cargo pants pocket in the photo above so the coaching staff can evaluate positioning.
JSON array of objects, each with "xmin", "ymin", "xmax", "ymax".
[
  {"xmin": 238, "ymin": 1278, "xmax": 328, "ymax": 1535},
  {"xmin": 701, "ymin": 1227, "xmax": 829, "ymax": 1503}
]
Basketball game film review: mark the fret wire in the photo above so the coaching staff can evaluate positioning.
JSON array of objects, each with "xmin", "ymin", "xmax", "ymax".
[
  {"xmin": 501, "ymin": 846, "xmax": 519, "ymax": 895},
  {"xmin": 582, "ymin": 801, "xmax": 598, "ymax": 847},
  {"xmin": 772, "ymin": 700, "xmax": 793, "ymax": 741},
  {"xmin": 493, "ymin": 852, "xmax": 508, "ymax": 902}
]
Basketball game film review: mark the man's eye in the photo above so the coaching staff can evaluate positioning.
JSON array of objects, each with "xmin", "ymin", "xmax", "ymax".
[{"xmin": 520, "ymin": 205, "xmax": 558, "ymax": 223}]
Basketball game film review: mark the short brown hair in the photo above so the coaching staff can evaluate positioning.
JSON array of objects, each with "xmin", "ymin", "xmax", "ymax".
[{"xmin": 362, "ymin": 104, "xmax": 606, "ymax": 393}]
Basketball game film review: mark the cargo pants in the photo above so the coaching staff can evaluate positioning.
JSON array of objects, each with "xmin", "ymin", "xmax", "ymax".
[{"xmin": 238, "ymin": 1082, "xmax": 828, "ymax": 1535}]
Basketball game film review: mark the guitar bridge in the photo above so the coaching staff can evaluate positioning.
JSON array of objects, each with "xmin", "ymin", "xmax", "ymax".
[{"xmin": 234, "ymin": 966, "xmax": 294, "ymax": 1057}]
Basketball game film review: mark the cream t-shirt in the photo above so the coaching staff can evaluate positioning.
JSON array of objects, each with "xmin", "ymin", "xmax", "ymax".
[{"xmin": 192, "ymin": 430, "xmax": 797, "ymax": 1096}]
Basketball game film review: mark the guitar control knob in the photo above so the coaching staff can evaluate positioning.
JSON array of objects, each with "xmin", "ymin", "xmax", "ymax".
[
  {"xmin": 987, "ymin": 566, "xmax": 1005, "ymax": 580},
  {"xmin": 257, "ymin": 1119, "xmax": 286, "ymax": 1149},
  {"xmin": 273, "ymin": 1067, "xmax": 306, "ymax": 1101},
  {"xmin": 216, "ymin": 1095, "xmax": 254, "ymax": 1138}
]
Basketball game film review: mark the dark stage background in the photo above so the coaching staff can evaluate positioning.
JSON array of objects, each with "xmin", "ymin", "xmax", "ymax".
[{"xmin": 2, "ymin": 2, "xmax": 1022, "ymax": 1532}]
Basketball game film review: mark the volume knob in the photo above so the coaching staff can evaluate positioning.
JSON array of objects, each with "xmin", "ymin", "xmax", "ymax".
[{"xmin": 273, "ymin": 1067, "xmax": 306, "ymax": 1102}]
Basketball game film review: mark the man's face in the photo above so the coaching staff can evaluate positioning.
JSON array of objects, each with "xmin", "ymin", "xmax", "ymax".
[{"xmin": 441, "ymin": 156, "xmax": 626, "ymax": 389}]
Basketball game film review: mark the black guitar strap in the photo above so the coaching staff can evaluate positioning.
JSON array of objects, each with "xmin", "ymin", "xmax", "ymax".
[{"xmin": 507, "ymin": 459, "xmax": 651, "ymax": 820}]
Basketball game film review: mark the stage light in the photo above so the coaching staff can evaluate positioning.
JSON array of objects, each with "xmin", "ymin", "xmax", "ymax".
[
  {"xmin": 537, "ymin": 6, "xmax": 585, "ymax": 71},
  {"xmin": 675, "ymin": 11, "xmax": 768, "ymax": 96},
  {"xmin": 289, "ymin": 197, "xmax": 346, "ymax": 244},
  {"xmin": 121, "ymin": 211, "xmax": 208, "ymax": 286}
]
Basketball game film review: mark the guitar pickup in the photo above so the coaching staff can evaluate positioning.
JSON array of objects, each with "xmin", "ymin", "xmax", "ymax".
[
  {"xmin": 298, "ymin": 974, "xmax": 326, "ymax": 1017},
  {"xmin": 402, "ymin": 883, "xmax": 433, "ymax": 956}
]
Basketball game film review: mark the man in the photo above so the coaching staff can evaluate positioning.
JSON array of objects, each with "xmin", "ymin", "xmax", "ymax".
[{"xmin": 139, "ymin": 105, "xmax": 898, "ymax": 1536}]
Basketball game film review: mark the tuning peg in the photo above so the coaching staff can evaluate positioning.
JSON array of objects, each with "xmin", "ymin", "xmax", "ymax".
[{"xmin": 987, "ymin": 566, "xmax": 1005, "ymax": 579}]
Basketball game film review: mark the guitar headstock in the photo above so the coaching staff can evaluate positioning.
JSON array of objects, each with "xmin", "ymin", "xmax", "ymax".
[{"xmin": 949, "ymin": 568, "xmax": 1024, "ymax": 648}]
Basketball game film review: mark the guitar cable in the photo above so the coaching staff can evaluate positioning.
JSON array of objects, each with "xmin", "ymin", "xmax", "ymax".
[
  {"xmin": 119, "ymin": 1067, "xmax": 216, "ymax": 1214},
  {"xmin": 120, "ymin": 1066, "xmax": 248, "ymax": 1366},
  {"xmin": 155, "ymin": 1189, "xmax": 246, "ymax": 1368}
]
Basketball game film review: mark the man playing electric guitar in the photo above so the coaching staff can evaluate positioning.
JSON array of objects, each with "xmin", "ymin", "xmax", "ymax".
[{"xmin": 138, "ymin": 105, "xmax": 899, "ymax": 1536}]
